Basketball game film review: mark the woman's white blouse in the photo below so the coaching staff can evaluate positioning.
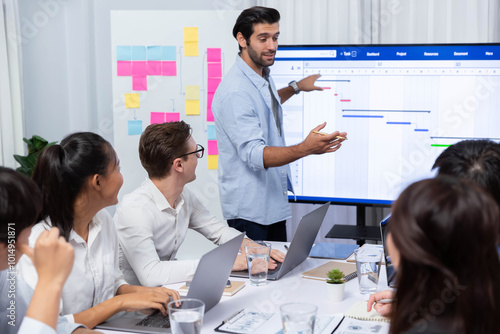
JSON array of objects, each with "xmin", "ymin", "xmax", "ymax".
[{"xmin": 17, "ymin": 209, "xmax": 127, "ymax": 323}]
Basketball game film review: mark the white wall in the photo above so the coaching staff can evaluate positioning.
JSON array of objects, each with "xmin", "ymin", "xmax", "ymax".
[{"xmin": 18, "ymin": 0, "xmax": 257, "ymax": 143}]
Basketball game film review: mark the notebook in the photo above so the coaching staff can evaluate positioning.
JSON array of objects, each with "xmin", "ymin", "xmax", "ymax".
[
  {"xmin": 179, "ymin": 280, "xmax": 245, "ymax": 296},
  {"xmin": 301, "ymin": 261, "xmax": 357, "ymax": 282},
  {"xmin": 231, "ymin": 202, "xmax": 330, "ymax": 281},
  {"xmin": 344, "ymin": 301, "xmax": 390, "ymax": 322}
]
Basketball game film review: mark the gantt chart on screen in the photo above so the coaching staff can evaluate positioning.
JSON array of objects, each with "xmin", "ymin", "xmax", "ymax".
[{"xmin": 272, "ymin": 45, "xmax": 500, "ymax": 204}]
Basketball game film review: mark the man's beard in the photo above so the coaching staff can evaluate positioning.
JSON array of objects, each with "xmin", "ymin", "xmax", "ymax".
[{"xmin": 247, "ymin": 41, "xmax": 275, "ymax": 68}]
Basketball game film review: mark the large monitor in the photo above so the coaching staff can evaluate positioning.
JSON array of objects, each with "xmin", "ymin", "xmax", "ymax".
[{"xmin": 272, "ymin": 44, "xmax": 500, "ymax": 205}]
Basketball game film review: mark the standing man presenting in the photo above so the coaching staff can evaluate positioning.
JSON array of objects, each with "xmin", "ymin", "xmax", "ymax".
[{"xmin": 213, "ymin": 6, "xmax": 347, "ymax": 241}]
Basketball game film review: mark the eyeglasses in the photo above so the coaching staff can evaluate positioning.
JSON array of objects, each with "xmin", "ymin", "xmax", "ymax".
[{"xmin": 179, "ymin": 144, "xmax": 204, "ymax": 159}]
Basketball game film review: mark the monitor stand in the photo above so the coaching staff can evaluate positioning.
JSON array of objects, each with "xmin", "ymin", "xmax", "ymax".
[{"xmin": 325, "ymin": 205, "xmax": 381, "ymax": 245}]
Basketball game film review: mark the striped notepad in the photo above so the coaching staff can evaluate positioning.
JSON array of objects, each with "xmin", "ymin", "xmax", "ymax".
[{"xmin": 345, "ymin": 301, "xmax": 390, "ymax": 322}]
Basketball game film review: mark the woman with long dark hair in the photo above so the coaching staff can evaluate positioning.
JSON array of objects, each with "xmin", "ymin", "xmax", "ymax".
[
  {"xmin": 383, "ymin": 176, "xmax": 500, "ymax": 333},
  {"xmin": 18, "ymin": 132, "xmax": 179, "ymax": 329}
]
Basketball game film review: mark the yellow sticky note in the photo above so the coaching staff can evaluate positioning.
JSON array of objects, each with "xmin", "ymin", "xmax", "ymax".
[
  {"xmin": 184, "ymin": 42, "xmax": 198, "ymax": 57},
  {"xmin": 184, "ymin": 27, "xmax": 198, "ymax": 42},
  {"xmin": 208, "ymin": 155, "xmax": 218, "ymax": 169},
  {"xmin": 185, "ymin": 85, "xmax": 200, "ymax": 100},
  {"xmin": 185, "ymin": 100, "xmax": 200, "ymax": 115},
  {"xmin": 125, "ymin": 93, "xmax": 140, "ymax": 108}
]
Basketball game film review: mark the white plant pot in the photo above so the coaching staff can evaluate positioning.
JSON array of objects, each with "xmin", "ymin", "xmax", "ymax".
[{"xmin": 326, "ymin": 282, "xmax": 345, "ymax": 302}]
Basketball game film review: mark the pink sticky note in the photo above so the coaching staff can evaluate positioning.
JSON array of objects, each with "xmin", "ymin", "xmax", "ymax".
[
  {"xmin": 117, "ymin": 61, "xmax": 132, "ymax": 76},
  {"xmin": 162, "ymin": 61, "xmax": 177, "ymax": 76},
  {"xmin": 207, "ymin": 48, "xmax": 221, "ymax": 62},
  {"xmin": 147, "ymin": 61, "xmax": 162, "ymax": 75},
  {"xmin": 132, "ymin": 61, "xmax": 147, "ymax": 76},
  {"xmin": 207, "ymin": 92, "xmax": 214, "ymax": 106},
  {"xmin": 207, "ymin": 140, "xmax": 218, "ymax": 155},
  {"xmin": 207, "ymin": 78, "xmax": 221, "ymax": 93},
  {"xmin": 206, "ymin": 92, "xmax": 215, "ymax": 122},
  {"xmin": 207, "ymin": 63, "xmax": 222, "ymax": 78},
  {"xmin": 133, "ymin": 76, "xmax": 147, "ymax": 91},
  {"xmin": 207, "ymin": 105, "xmax": 214, "ymax": 122},
  {"xmin": 150, "ymin": 112, "xmax": 165, "ymax": 124},
  {"xmin": 165, "ymin": 113, "xmax": 180, "ymax": 122}
]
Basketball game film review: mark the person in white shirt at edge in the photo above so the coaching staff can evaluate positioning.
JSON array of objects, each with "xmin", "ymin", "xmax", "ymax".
[
  {"xmin": 0, "ymin": 167, "xmax": 97, "ymax": 334},
  {"xmin": 17, "ymin": 132, "xmax": 180, "ymax": 330},
  {"xmin": 114, "ymin": 121, "xmax": 286, "ymax": 287}
]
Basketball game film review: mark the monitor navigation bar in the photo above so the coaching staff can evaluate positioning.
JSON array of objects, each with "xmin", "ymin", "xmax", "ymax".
[{"xmin": 276, "ymin": 45, "xmax": 500, "ymax": 61}]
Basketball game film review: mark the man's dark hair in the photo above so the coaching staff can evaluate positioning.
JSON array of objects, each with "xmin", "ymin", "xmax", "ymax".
[
  {"xmin": 432, "ymin": 139, "xmax": 500, "ymax": 207},
  {"xmin": 232, "ymin": 6, "xmax": 280, "ymax": 52},
  {"xmin": 139, "ymin": 121, "xmax": 192, "ymax": 179},
  {"xmin": 0, "ymin": 167, "xmax": 42, "ymax": 243}
]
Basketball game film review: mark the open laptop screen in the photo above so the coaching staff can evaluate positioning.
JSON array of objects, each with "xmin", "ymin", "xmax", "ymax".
[{"xmin": 380, "ymin": 213, "xmax": 396, "ymax": 288}]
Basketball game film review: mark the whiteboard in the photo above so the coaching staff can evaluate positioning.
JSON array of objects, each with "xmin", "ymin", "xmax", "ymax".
[{"xmin": 110, "ymin": 10, "xmax": 240, "ymax": 221}]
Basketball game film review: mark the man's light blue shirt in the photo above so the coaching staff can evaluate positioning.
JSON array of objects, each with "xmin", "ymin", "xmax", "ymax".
[{"xmin": 212, "ymin": 55, "xmax": 293, "ymax": 225}]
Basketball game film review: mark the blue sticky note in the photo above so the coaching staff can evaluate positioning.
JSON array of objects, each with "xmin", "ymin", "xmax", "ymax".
[
  {"xmin": 116, "ymin": 46, "xmax": 131, "ymax": 60},
  {"xmin": 147, "ymin": 46, "xmax": 162, "ymax": 60},
  {"xmin": 207, "ymin": 124, "xmax": 217, "ymax": 140},
  {"xmin": 128, "ymin": 120, "xmax": 142, "ymax": 135},
  {"xmin": 162, "ymin": 46, "xmax": 176, "ymax": 61},
  {"xmin": 131, "ymin": 46, "xmax": 147, "ymax": 60}
]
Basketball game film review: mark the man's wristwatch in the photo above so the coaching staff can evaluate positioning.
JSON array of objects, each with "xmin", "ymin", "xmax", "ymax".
[{"xmin": 288, "ymin": 80, "xmax": 300, "ymax": 94}]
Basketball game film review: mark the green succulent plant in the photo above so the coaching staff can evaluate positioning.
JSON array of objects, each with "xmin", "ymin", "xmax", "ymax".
[
  {"xmin": 13, "ymin": 135, "xmax": 56, "ymax": 177},
  {"xmin": 326, "ymin": 268, "xmax": 345, "ymax": 284}
]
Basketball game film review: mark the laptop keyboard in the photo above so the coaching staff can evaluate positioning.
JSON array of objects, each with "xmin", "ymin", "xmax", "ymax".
[
  {"xmin": 136, "ymin": 310, "xmax": 170, "ymax": 328},
  {"xmin": 268, "ymin": 262, "xmax": 282, "ymax": 275}
]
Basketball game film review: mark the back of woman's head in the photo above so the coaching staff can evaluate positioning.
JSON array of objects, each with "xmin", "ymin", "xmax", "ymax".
[
  {"xmin": 389, "ymin": 176, "xmax": 500, "ymax": 334},
  {"xmin": 33, "ymin": 132, "xmax": 115, "ymax": 240},
  {"xmin": 432, "ymin": 139, "xmax": 500, "ymax": 207},
  {"xmin": 0, "ymin": 167, "xmax": 42, "ymax": 243}
]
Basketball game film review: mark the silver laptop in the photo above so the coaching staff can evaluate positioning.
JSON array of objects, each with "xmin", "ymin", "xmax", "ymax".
[
  {"xmin": 380, "ymin": 213, "xmax": 396, "ymax": 288},
  {"xmin": 96, "ymin": 233, "xmax": 245, "ymax": 333},
  {"xmin": 231, "ymin": 202, "xmax": 330, "ymax": 281}
]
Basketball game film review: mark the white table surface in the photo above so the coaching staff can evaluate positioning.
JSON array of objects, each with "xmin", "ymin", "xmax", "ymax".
[{"xmin": 100, "ymin": 242, "xmax": 389, "ymax": 334}]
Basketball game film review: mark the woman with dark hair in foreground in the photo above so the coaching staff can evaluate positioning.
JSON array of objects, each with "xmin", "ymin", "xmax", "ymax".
[{"xmin": 380, "ymin": 176, "xmax": 500, "ymax": 333}]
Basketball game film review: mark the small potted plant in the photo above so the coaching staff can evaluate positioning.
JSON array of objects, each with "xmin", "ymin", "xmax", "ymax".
[{"xmin": 326, "ymin": 268, "xmax": 345, "ymax": 302}]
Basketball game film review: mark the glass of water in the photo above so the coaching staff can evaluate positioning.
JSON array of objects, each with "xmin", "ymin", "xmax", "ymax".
[
  {"xmin": 280, "ymin": 302, "xmax": 317, "ymax": 334},
  {"xmin": 354, "ymin": 247, "xmax": 384, "ymax": 295},
  {"xmin": 167, "ymin": 298, "xmax": 204, "ymax": 334},
  {"xmin": 245, "ymin": 241, "xmax": 271, "ymax": 286}
]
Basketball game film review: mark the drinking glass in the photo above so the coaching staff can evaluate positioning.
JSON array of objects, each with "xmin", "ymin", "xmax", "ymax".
[
  {"xmin": 245, "ymin": 241, "xmax": 271, "ymax": 286},
  {"xmin": 167, "ymin": 298, "xmax": 204, "ymax": 334}
]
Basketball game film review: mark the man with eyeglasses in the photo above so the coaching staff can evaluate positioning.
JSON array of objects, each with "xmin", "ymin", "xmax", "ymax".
[{"xmin": 113, "ymin": 121, "xmax": 283, "ymax": 286}]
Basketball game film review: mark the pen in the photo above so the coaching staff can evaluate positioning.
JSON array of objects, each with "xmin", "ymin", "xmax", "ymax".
[
  {"xmin": 312, "ymin": 130, "xmax": 347, "ymax": 140},
  {"xmin": 284, "ymin": 245, "xmax": 289, "ymax": 251},
  {"xmin": 222, "ymin": 309, "xmax": 245, "ymax": 324},
  {"xmin": 375, "ymin": 298, "xmax": 393, "ymax": 304}
]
